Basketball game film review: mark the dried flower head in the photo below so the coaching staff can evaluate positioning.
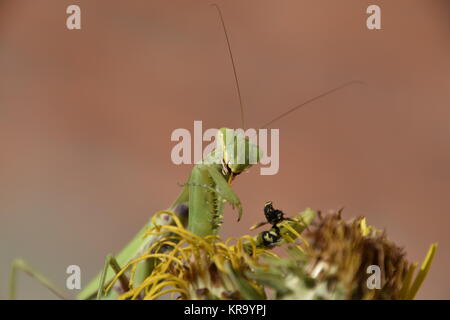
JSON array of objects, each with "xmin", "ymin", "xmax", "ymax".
[
  {"xmin": 250, "ymin": 210, "xmax": 437, "ymax": 300},
  {"xmin": 107, "ymin": 209, "xmax": 436, "ymax": 300}
]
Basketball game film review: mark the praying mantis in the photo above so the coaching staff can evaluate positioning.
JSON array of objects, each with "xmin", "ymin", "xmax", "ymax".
[{"xmin": 8, "ymin": 5, "xmax": 363, "ymax": 300}]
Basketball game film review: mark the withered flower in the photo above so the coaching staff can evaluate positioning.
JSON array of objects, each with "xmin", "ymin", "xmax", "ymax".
[{"xmin": 108, "ymin": 209, "xmax": 436, "ymax": 300}]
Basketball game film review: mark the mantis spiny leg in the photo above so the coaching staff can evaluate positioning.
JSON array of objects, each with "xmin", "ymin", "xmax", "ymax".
[
  {"xmin": 9, "ymin": 258, "xmax": 69, "ymax": 300},
  {"xmin": 205, "ymin": 165, "xmax": 242, "ymax": 220},
  {"xmin": 185, "ymin": 165, "xmax": 242, "ymax": 237},
  {"xmin": 96, "ymin": 254, "xmax": 130, "ymax": 300}
]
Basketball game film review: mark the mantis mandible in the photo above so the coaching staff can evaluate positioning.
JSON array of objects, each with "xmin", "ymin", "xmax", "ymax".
[{"xmin": 8, "ymin": 5, "xmax": 363, "ymax": 300}]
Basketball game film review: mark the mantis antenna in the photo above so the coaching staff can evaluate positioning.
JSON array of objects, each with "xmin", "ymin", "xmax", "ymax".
[
  {"xmin": 212, "ymin": 4, "xmax": 246, "ymax": 130},
  {"xmin": 260, "ymin": 80, "xmax": 365, "ymax": 129},
  {"xmin": 212, "ymin": 4, "xmax": 365, "ymax": 131}
]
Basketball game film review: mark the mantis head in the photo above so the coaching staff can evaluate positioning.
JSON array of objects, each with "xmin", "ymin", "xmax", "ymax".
[{"xmin": 216, "ymin": 128, "xmax": 262, "ymax": 175}]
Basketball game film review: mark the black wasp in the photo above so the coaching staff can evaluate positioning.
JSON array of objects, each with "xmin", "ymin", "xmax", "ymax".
[
  {"xmin": 251, "ymin": 201, "xmax": 292, "ymax": 230},
  {"xmin": 251, "ymin": 201, "xmax": 293, "ymax": 246}
]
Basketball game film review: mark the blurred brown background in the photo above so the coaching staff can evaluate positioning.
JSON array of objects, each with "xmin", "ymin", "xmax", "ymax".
[{"xmin": 1, "ymin": 0, "xmax": 449, "ymax": 299}]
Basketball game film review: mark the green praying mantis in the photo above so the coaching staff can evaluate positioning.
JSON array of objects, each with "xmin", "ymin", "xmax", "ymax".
[
  {"xmin": 80, "ymin": 127, "xmax": 260, "ymax": 300},
  {"xmin": 8, "ymin": 5, "xmax": 363, "ymax": 300}
]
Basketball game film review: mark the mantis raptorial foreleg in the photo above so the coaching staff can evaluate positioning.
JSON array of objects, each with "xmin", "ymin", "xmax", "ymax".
[
  {"xmin": 186, "ymin": 164, "xmax": 243, "ymax": 237},
  {"xmin": 206, "ymin": 166, "xmax": 242, "ymax": 215},
  {"xmin": 9, "ymin": 259, "xmax": 69, "ymax": 300}
]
